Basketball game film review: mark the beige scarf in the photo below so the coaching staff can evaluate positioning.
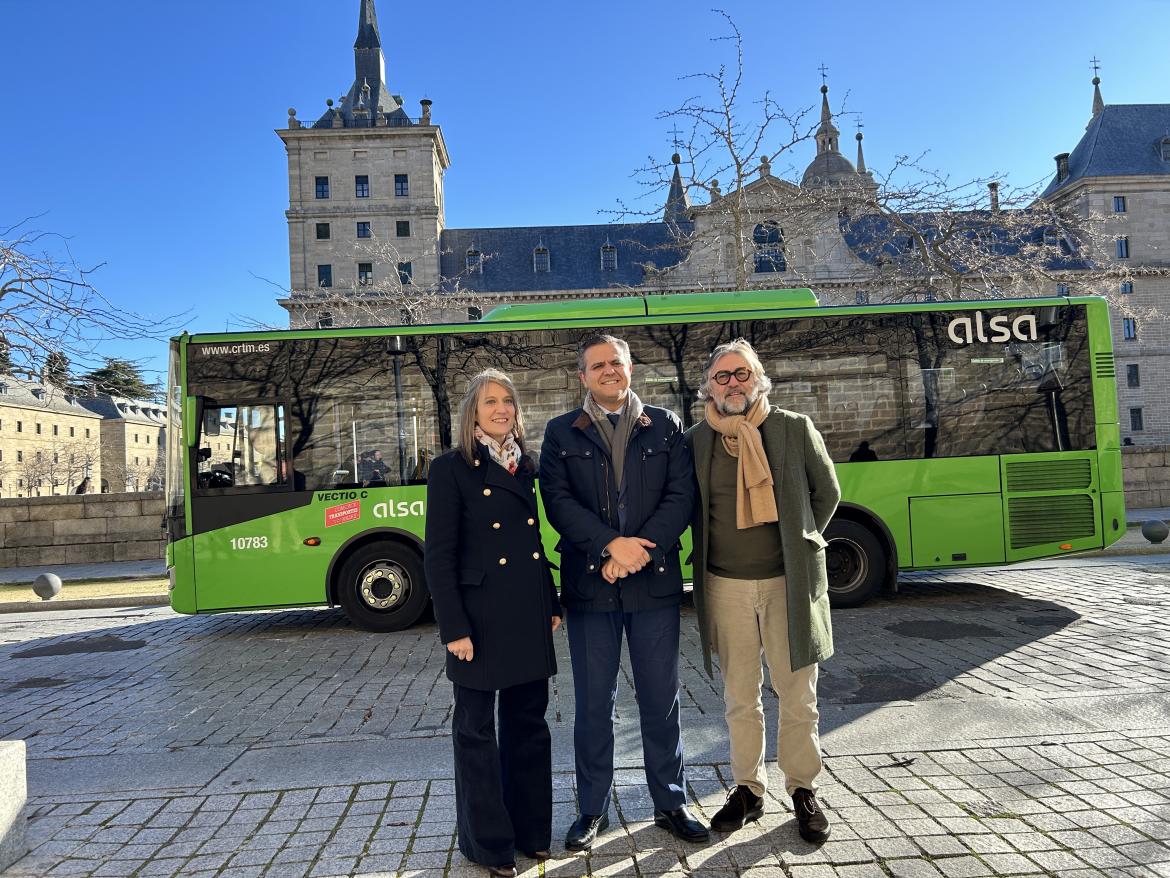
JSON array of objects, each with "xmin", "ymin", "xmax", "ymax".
[{"xmin": 704, "ymin": 395, "xmax": 778, "ymax": 529}]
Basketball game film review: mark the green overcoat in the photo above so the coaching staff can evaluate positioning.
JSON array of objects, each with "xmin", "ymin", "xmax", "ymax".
[{"xmin": 685, "ymin": 407, "xmax": 841, "ymax": 677}]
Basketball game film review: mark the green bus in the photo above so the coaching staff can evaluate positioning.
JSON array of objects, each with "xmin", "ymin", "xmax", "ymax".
[{"xmin": 164, "ymin": 288, "xmax": 1124, "ymax": 630}]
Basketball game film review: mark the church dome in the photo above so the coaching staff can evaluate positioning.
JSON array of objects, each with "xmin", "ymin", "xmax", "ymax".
[{"xmin": 801, "ymin": 151, "xmax": 860, "ymax": 188}]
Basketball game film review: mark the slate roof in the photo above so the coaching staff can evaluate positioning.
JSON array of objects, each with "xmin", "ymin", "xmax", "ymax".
[
  {"xmin": 439, "ymin": 222, "xmax": 694, "ymax": 293},
  {"xmin": 1042, "ymin": 104, "xmax": 1170, "ymax": 197},
  {"xmin": 839, "ymin": 211, "xmax": 1091, "ymax": 272},
  {"xmin": 0, "ymin": 375, "xmax": 163, "ymax": 424},
  {"xmin": 311, "ymin": 0, "xmax": 412, "ymax": 129}
]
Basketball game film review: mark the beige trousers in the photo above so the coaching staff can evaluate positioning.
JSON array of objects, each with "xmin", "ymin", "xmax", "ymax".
[{"xmin": 706, "ymin": 572, "xmax": 822, "ymax": 796}]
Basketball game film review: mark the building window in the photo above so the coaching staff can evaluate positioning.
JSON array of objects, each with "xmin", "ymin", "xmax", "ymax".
[
  {"xmin": 358, "ymin": 263, "xmax": 374, "ymax": 285},
  {"xmin": 1127, "ymin": 364, "xmax": 1141, "ymax": 388},
  {"xmin": 16, "ymin": 421, "xmax": 21, "ymax": 433},
  {"xmin": 69, "ymin": 426, "xmax": 74, "ymax": 437},
  {"xmin": 600, "ymin": 243, "xmax": 618, "ymax": 271},
  {"xmin": 1121, "ymin": 281, "xmax": 1133, "ymax": 295},
  {"xmin": 355, "ymin": 175, "xmax": 370, "ymax": 198},
  {"xmin": 396, "ymin": 220, "xmax": 410, "ymax": 238},
  {"xmin": 53, "ymin": 424, "xmax": 58, "ymax": 436},
  {"xmin": 317, "ymin": 264, "xmax": 333, "ymax": 288},
  {"xmin": 1116, "ymin": 237, "xmax": 1130, "ymax": 259},
  {"xmin": 466, "ymin": 249, "xmax": 482, "ymax": 273},
  {"xmin": 394, "ymin": 174, "xmax": 409, "ymax": 197},
  {"xmin": 17, "ymin": 451, "xmax": 23, "ymax": 462},
  {"xmin": 1161, "ymin": 137, "xmax": 1170, "ymax": 162},
  {"xmin": 752, "ymin": 222, "xmax": 786, "ymax": 273},
  {"xmin": 315, "ymin": 222, "xmax": 331, "ymax": 240},
  {"xmin": 1130, "ymin": 407, "xmax": 1144, "ymax": 432},
  {"xmin": 36, "ymin": 423, "xmax": 41, "ymax": 434},
  {"xmin": 467, "ymin": 306, "xmax": 482, "ymax": 321},
  {"xmin": 357, "ymin": 221, "xmax": 371, "ymax": 239},
  {"xmin": 855, "ymin": 291, "xmax": 870, "ymax": 305},
  {"xmin": 1056, "ymin": 283, "xmax": 1069, "ymax": 294},
  {"xmin": 397, "ymin": 262, "xmax": 413, "ymax": 285},
  {"xmin": 533, "ymin": 246, "xmax": 550, "ymax": 273},
  {"xmin": 1113, "ymin": 195, "xmax": 1127, "ymax": 213},
  {"xmin": 86, "ymin": 428, "xmax": 90, "ymax": 438},
  {"xmin": 315, "ymin": 176, "xmax": 330, "ymax": 199},
  {"xmin": 1123, "ymin": 317, "xmax": 1137, "ymax": 340},
  {"xmin": 317, "ymin": 312, "xmax": 335, "ymax": 328}
]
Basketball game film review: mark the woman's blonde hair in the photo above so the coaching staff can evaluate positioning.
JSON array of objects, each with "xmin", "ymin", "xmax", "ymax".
[{"xmin": 456, "ymin": 368, "xmax": 526, "ymax": 465}]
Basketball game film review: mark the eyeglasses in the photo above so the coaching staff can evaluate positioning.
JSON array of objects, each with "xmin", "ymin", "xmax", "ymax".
[{"xmin": 712, "ymin": 367, "xmax": 753, "ymax": 385}]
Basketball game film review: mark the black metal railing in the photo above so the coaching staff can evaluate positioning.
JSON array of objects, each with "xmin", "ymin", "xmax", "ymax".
[{"xmin": 292, "ymin": 115, "xmax": 422, "ymax": 130}]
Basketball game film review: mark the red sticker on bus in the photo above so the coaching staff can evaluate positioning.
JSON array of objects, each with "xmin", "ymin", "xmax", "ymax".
[{"xmin": 325, "ymin": 500, "xmax": 361, "ymax": 527}]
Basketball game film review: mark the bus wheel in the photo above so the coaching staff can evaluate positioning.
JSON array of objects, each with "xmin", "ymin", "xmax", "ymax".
[
  {"xmin": 823, "ymin": 519, "xmax": 886, "ymax": 608},
  {"xmin": 337, "ymin": 542, "xmax": 429, "ymax": 632}
]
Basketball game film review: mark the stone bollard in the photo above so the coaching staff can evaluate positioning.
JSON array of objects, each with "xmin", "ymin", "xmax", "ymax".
[
  {"xmin": 1141, "ymin": 520, "xmax": 1169, "ymax": 544},
  {"xmin": 0, "ymin": 741, "xmax": 27, "ymax": 871},
  {"xmin": 32, "ymin": 573, "xmax": 62, "ymax": 601}
]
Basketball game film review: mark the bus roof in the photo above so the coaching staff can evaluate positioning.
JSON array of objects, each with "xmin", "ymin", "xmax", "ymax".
[
  {"xmin": 482, "ymin": 288, "xmax": 819, "ymax": 321},
  {"xmin": 177, "ymin": 292, "xmax": 1107, "ymax": 344}
]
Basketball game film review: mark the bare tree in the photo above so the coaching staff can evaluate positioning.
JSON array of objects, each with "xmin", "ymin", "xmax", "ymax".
[
  {"xmin": 616, "ymin": 11, "xmax": 1135, "ymax": 317},
  {"xmin": 0, "ymin": 219, "xmax": 183, "ymax": 380}
]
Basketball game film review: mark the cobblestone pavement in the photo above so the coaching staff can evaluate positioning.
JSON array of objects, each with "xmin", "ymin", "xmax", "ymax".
[{"xmin": 2, "ymin": 555, "xmax": 1169, "ymax": 877}]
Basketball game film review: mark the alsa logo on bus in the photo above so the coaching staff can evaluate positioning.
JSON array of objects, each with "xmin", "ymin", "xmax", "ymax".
[
  {"xmin": 946, "ymin": 312, "xmax": 1038, "ymax": 346},
  {"xmin": 374, "ymin": 500, "xmax": 425, "ymax": 519}
]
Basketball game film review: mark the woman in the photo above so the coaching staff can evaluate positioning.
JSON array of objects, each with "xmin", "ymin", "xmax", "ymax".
[{"xmin": 424, "ymin": 369, "xmax": 562, "ymax": 878}]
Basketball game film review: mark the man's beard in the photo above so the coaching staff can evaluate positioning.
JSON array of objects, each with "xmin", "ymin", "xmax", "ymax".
[{"xmin": 715, "ymin": 388, "xmax": 757, "ymax": 416}]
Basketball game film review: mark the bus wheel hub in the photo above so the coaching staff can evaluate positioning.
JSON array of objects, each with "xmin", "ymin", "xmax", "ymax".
[{"xmin": 360, "ymin": 562, "xmax": 406, "ymax": 610}]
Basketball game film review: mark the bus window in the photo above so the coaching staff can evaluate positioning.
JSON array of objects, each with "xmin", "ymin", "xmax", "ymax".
[{"xmin": 196, "ymin": 404, "xmax": 286, "ymax": 489}]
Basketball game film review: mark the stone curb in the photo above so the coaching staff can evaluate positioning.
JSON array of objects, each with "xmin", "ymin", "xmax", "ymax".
[{"xmin": 0, "ymin": 594, "xmax": 170, "ymax": 614}]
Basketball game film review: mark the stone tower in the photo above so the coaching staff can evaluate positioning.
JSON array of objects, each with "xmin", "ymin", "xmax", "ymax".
[{"xmin": 276, "ymin": 0, "xmax": 450, "ymax": 327}]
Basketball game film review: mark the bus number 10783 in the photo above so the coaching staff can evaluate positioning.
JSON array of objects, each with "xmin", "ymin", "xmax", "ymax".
[{"xmin": 230, "ymin": 536, "xmax": 270, "ymax": 550}]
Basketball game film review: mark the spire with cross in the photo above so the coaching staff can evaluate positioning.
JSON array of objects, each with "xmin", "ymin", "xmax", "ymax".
[{"xmin": 1090, "ymin": 56, "xmax": 1104, "ymax": 121}]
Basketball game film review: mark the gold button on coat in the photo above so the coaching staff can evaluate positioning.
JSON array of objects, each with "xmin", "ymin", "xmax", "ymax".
[
  {"xmin": 532, "ymin": 552, "xmax": 540, "ymax": 559},
  {"xmin": 492, "ymin": 522, "xmax": 501, "ymax": 529},
  {"xmin": 527, "ymin": 518, "xmax": 535, "ymax": 525},
  {"xmin": 498, "ymin": 557, "xmax": 507, "ymax": 565},
  {"xmin": 483, "ymin": 488, "xmax": 492, "ymax": 496}
]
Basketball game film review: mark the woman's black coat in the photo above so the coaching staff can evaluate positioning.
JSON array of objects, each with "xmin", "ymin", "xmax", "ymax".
[{"xmin": 424, "ymin": 446, "xmax": 561, "ymax": 691}]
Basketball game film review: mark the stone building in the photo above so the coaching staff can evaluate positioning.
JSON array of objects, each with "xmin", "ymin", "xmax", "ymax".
[
  {"xmin": 0, "ymin": 375, "xmax": 165, "ymax": 497},
  {"xmin": 80, "ymin": 396, "xmax": 166, "ymax": 493},
  {"xmin": 277, "ymin": 0, "xmax": 1169, "ymax": 441},
  {"xmin": 1040, "ymin": 76, "xmax": 1170, "ymax": 445}
]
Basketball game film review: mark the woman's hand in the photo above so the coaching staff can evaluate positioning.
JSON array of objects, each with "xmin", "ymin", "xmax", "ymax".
[
  {"xmin": 447, "ymin": 636, "xmax": 474, "ymax": 661},
  {"xmin": 551, "ymin": 615, "xmax": 562, "ymax": 632}
]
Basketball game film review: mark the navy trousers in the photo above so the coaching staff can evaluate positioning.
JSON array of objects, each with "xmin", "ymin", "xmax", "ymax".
[
  {"xmin": 566, "ymin": 604, "xmax": 686, "ymax": 815},
  {"xmin": 451, "ymin": 678, "xmax": 552, "ymax": 866}
]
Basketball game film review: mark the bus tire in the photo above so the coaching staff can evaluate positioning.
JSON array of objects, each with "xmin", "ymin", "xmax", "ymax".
[
  {"xmin": 823, "ymin": 519, "xmax": 886, "ymax": 609},
  {"xmin": 336, "ymin": 542, "xmax": 429, "ymax": 632}
]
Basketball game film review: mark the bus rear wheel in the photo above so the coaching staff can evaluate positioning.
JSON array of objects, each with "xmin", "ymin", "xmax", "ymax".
[
  {"xmin": 824, "ymin": 519, "xmax": 886, "ymax": 608},
  {"xmin": 337, "ymin": 542, "xmax": 429, "ymax": 632}
]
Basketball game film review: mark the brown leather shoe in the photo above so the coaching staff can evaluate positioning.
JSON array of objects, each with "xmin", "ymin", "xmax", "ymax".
[
  {"xmin": 485, "ymin": 864, "xmax": 516, "ymax": 878},
  {"xmin": 792, "ymin": 788, "xmax": 830, "ymax": 844},
  {"xmin": 710, "ymin": 785, "xmax": 764, "ymax": 832}
]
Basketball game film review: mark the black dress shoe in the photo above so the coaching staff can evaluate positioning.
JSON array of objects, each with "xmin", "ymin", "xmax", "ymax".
[
  {"xmin": 792, "ymin": 788, "xmax": 830, "ymax": 844},
  {"xmin": 710, "ymin": 785, "xmax": 765, "ymax": 832},
  {"xmin": 564, "ymin": 813, "xmax": 609, "ymax": 851},
  {"xmin": 485, "ymin": 864, "xmax": 516, "ymax": 878},
  {"xmin": 653, "ymin": 806, "xmax": 710, "ymax": 843},
  {"xmin": 521, "ymin": 850, "xmax": 550, "ymax": 862}
]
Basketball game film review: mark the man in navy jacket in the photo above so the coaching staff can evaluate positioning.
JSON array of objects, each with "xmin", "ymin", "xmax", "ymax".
[{"xmin": 539, "ymin": 333, "xmax": 706, "ymax": 850}]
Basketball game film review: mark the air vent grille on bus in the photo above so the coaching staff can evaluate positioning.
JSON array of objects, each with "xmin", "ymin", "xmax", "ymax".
[
  {"xmin": 1005, "ymin": 459, "xmax": 1092, "ymax": 492},
  {"xmin": 1008, "ymin": 495, "xmax": 1096, "ymax": 549},
  {"xmin": 1093, "ymin": 352, "xmax": 1115, "ymax": 379}
]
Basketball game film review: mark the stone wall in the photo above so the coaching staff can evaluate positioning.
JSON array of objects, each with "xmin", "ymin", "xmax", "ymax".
[
  {"xmin": 1122, "ymin": 444, "xmax": 1170, "ymax": 511},
  {"xmin": 0, "ymin": 492, "xmax": 164, "ymax": 568}
]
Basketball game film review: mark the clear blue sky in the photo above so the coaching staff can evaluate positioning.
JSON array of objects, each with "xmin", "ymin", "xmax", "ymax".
[{"xmin": 4, "ymin": 0, "xmax": 1168, "ymax": 385}]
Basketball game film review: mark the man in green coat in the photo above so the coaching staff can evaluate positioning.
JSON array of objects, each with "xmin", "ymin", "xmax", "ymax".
[{"xmin": 685, "ymin": 338, "xmax": 840, "ymax": 844}]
